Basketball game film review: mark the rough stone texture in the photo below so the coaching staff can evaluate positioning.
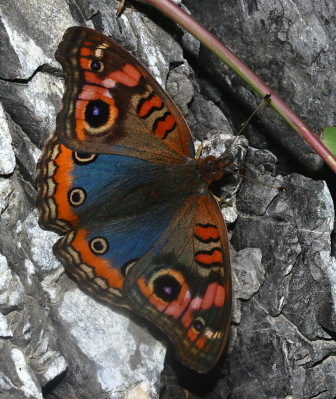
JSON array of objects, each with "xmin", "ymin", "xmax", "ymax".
[
  {"xmin": 0, "ymin": 103, "xmax": 16, "ymax": 175},
  {"xmin": 0, "ymin": 1, "xmax": 335, "ymax": 399},
  {"xmin": 184, "ymin": 0, "xmax": 336, "ymax": 173},
  {"xmin": 230, "ymin": 159, "xmax": 336, "ymax": 399}
]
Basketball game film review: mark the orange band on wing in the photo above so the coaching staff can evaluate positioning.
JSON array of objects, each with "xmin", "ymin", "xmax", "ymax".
[
  {"xmin": 53, "ymin": 144, "xmax": 79, "ymax": 226},
  {"xmin": 201, "ymin": 282, "xmax": 226, "ymax": 309},
  {"xmin": 80, "ymin": 45, "xmax": 94, "ymax": 57},
  {"xmin": 78, "ymin": 84, "xmax": 112, "ymax": 99},
  {"xmin": 195, "ymin": 225, "xmax": 220, "ymax": 242},
  {"xmin": 84, "ymin": 70, "xmax": 107, "ymax": 86},
  {"xmin": 188, "ymin": 330, "xmax": 207, "ymax": 349},
  {"xmin": 72, "ymin": 229, "xmax": 124, "ymax": 290},
  {"xmin": 138, "ymin": 95, "xmax": 163, "ymax": 118},
  {"xmin": 109, "ymin": 63, "xmax": 141, "ymax": 87},
  {"xmin": 80, "ymin": 57, "xmax": 91, "ymax": 70},
  {"xmin": 155, "ymin": 114, "xmax": 176, "ymax": 138},
  {"xmin": 195, "ymin": 249, "xmax": 223, "ymax": 266}
]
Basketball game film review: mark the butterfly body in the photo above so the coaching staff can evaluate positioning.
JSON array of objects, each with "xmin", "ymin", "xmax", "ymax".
[{"xmin": 37, "ymin": 26, "xmax": 232, "ymax": 373}]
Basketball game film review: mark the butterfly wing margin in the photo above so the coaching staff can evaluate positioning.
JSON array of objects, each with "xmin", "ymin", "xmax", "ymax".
[
  {"xmin": 123, "ymin": 191, "xmax": 232, "ymax": 373},
  {"xmin": 56, "ymin": 26, "xmax": 195, "ymax": 164}
]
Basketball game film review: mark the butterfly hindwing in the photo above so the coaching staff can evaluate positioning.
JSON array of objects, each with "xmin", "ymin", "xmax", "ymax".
[
  {"xmin": 56, "ymin": 26, "xmax": 195, "ymax": 163},
  {"xmin": 123, "ymin": 192, "xmax": 232, "ymax": 373},
  {"xmin": 53, "ymin": 203, "xmax": 176, "ymax": 307}
]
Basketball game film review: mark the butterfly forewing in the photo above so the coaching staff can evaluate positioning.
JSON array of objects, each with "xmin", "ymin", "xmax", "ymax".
[
  {"xmin": 56, "ymin": 26, "xmax": 195, "ymax": 164},
  {"xmin": 123, "ymin": 192, "xmax": 231, "ymax": 373}
]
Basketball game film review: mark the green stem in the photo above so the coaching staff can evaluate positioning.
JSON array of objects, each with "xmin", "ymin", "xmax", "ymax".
[{"xmin": 134, "ymin": 0, "xmax": 336, "ymax": 173}]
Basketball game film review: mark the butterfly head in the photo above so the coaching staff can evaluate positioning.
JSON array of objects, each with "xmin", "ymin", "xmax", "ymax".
[{"xmin": 198, "ymin": 153, "xmax": 233, "ymax": 184}]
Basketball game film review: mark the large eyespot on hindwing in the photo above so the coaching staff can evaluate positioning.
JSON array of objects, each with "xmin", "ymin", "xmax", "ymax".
[
  {"xmin": 68, "ymin": 187, "xmax": 87, "ymax": 207},
  {"xmin": 89, "ymin": 237, "xmax": 109, "ymax": 255},
  {"xmin": 76, "ymin": 89, "xmax": 119, "ymax": 137},
  {"xmin": 137, "ymin": 269, "xmax": 186, "ymax": 306},
  {"xmin": 153, "ymin": 273, "xmax": 182, "ymax": 302}
]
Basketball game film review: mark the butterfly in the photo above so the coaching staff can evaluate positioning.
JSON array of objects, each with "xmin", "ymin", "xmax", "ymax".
[{"xmin": 36, "ymin": 26, "xmax": 232, "ymax": 374}]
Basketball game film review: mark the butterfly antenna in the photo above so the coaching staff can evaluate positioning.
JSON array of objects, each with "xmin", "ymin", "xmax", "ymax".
[
  {"xmin": 226, "ymin": 166, "xmax": 286, "ymax": 192},
  {"xmin": 197, "ymin": 94, "xmax": 271, "ymax": 162},
  {"xmin": 223, "ymin": 93, "xmax": 272, "ymax": 157},
  {"xmin": 237, "ymin": 93, "xmax": 272, "ymax": 137},
  {"xmin": 218, "ymin": 93, "xmax": 285, "ymax": 191},
  {"xmin": 223, "ymin": 93, "xmax": 285, "ymax": 192}
]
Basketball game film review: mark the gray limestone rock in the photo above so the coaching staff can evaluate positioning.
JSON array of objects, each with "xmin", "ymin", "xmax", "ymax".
[
  {"xmin": 184, "ymin": 0, "xmax": 335, "ymax": 173},
  {"xmin": 0, "ymin": 0, "xmax": 335, "ymax": 398}
]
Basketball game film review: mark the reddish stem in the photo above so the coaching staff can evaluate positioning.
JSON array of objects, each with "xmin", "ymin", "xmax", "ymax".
[{"xmin": 135, "ymin": 0, "xmax": 336, "ymax": 173}]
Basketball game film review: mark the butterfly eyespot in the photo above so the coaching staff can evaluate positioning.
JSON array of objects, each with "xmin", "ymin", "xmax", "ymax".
[
  {"xmin": 192, "ymin": 317, "xmax": 205, "ymax": 333},
  {"xmin": 73, "ymin": 152, "xmax": 98, "ymax": 165},
  {"xmin": 153, "ymin": 274, "xmax": 182, "ymax": 302},
  {"xmin": 69, "ymin": 188, "xmax": 87, "ymax": 207},
  {"xmin": 85, "ymin": 100, "xmax": 110, "ymax": 128},
  {"xmin": 89, "ymin": 237, "xmax": 109, "ymax": 255},
  {"xmin": 90, "ymin": 60, "xmax": 104, "ymax": 72}
]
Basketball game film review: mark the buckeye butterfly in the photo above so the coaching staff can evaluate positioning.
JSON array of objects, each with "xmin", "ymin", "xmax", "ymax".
[{"xmin": 36, "ymin": 26, "xmax": 232, "ymax": 373}]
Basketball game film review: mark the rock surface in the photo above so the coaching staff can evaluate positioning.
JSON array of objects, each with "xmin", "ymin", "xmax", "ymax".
[
  {"xmin": 185, "ymin": 0, "xmax": 335, "ymax": 173},
  {"xmin": 0, "ymin": 0, "xmax": 335, "ymax": 398}
]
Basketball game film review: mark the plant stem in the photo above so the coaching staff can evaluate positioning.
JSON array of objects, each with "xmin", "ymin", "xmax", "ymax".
[{"xmin": 134, "ymin": 0, "xmax": 336, "ymax": 173}]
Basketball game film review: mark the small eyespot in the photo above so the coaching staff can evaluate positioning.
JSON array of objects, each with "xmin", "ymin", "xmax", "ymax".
[
  {"xmin": 73, "ymin": 152, "xmax": 98, "ymax": 165},
  {"xmin": 90, "ymin": 237, "xmax": 109, "ymax": 255},
  {"xmin": 192, "ymin": 317, "xmax": 205, "ymax": 332},
  {"xmin": 90, "ymin": 60, "xmax": 104, "ymax": 72},
  {"xmin": 69, "ymin": 188, "xmax": 87, "ymax": 207}
]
